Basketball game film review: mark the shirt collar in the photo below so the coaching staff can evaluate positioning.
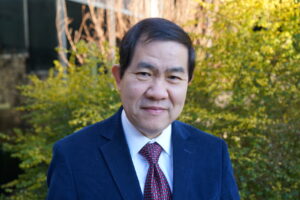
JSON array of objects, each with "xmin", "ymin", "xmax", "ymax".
[{"xmin": 121, "ymin": 109, "xmax": 172, "ymax": 157}]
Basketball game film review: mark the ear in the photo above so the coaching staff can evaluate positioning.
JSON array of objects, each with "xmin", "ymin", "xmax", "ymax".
[{"xmin": 112, "ymin": 64, "xmax": 122, "ymax": 90}]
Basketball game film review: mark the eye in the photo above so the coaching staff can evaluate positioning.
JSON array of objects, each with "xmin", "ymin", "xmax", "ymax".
[
  {"xmin": 137, "ymin": 72, "xmax": 151, "ymax": 76},
  {"xmin": 167, "ymin": 75, "xmax": 183, "ymax": 83},
  {"xmin": 169, "ymin": 75, "xmax": 181, "ymax": 80},
  {"xmin": 135, "ymin": 71, "xmax": 152, "ymax": 80}
]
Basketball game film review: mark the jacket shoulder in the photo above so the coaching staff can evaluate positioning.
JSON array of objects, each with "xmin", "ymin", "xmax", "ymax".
[
  {"xmin": 173, "ymin": 120, "xmax": 224, "ymax": 144},
  {"xmin": 54, "ymin": 111, "xmax": 120, "ymax": 149}
]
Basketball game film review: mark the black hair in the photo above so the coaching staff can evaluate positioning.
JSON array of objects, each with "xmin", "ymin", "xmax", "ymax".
[{"xmin": 119, "ymin": 18, "xmax": 195, "ymax": 82}]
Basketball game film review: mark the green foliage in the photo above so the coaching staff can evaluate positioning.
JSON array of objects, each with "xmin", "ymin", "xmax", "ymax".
[
  {"xmin": 181, "ymin": 0, "xmax": 300, "ymax": 199},
  {"xmin": 1, "ymin": 1, "xmax": 300, "ymax": 199},
  {"xmin": 0, "ymin": 41, "xmax": 120, "ymax": 199}
]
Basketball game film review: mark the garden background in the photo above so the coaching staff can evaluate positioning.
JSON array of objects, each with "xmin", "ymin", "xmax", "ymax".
[{"xmin": 0, "ymin": 0, "xmax": 299, "ymax": 199}]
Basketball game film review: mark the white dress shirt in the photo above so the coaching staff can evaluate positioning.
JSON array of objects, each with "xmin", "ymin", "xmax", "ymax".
[{"xmin": 121, "ymin": 110, "xmax": 173, "ymax": 193}]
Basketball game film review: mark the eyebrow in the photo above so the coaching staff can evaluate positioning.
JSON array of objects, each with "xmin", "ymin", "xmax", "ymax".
[
  {"xmin": 137, "ymin": 62, "xmax": 186, "ymax": 73},
  {"xmin": 137, "ymin": 62, "xmax": 156, "ymax": 71},
  {"xmin": 166, "ymin": 67, "xmax": 185, "ymax": 73}
]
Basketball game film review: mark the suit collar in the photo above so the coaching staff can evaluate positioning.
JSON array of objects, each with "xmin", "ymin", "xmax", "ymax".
[
  {"xmin": 97, "ymin": 109, "xmax": 194, "ymax": 200},
  {"xmin": 172, "ymin": 121, "xmax": 194, "ymax": 200},
  {"xmin": 97, "ymin": 108, "xmax": 143, "ymax": 200}
]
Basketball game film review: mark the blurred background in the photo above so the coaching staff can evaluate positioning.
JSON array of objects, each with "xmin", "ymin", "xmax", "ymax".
[{"xmin": 0, "ymin": 0, "xmax": 299, "ymax": 199}]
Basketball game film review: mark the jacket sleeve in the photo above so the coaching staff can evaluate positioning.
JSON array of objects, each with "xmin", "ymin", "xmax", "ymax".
[
  {"xmin": 47, "ymin": 142, "xmax": 78, "ymax": 200},
  {"xmin": 220, "ymin": 140, "xmax": 240, "ymax": 200}
]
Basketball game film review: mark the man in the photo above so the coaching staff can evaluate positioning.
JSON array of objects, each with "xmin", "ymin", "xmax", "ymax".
[{"xmin": 47, "ymin": 18, "xmax": 240, "ymax": 200}]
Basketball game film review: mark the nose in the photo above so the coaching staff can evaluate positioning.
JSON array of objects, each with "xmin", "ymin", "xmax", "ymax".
[{"xmin": 145, "ymin": 79, "xmax": 168, "ymax": 100}]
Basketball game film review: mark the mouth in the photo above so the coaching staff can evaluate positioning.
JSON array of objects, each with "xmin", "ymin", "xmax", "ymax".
[{"xmin": 141, "ymin": 106, "xmax": 167, "ymax": 115}]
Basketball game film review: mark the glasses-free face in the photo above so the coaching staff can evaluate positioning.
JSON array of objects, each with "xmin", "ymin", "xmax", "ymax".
[{"xmin": 112, "ymin": 40, "xmax": 189, "ymax": 138}]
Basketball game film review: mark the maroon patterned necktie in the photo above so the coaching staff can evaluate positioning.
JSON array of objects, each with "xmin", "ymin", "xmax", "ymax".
[{"xmin": 139, "ymin": 142, "xmax": 172, "ymax": 200}]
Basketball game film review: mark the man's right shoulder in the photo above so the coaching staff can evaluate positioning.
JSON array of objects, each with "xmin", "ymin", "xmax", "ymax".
[
  {"xmin": 55, "ymin": 121, "xmax": 101, "ymax": 146},
  {"xmin": 54, "ymin": 110, "xmax": 121, "ymax": 150}
]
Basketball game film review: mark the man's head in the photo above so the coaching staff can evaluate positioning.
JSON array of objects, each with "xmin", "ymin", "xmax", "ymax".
[
  {"xmin": 119, "ymin": 18, "xmax": 195, "ymax": 82},
  {"xmin": 112, "ymin": 18, "xmax": 195, "ymax": 139}
]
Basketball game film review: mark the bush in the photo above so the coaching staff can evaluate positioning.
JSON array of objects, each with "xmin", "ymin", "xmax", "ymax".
[
  {"xmin": 181, "ymin": 0, "xmax": 300, "ymax": 199},
  {"xmin": 1, "ymin": 1, "xmax": 299, "ymax": 199},
  {"xmin": 0, "ymin": 41, "xmax": 120, "ymax": 199}
]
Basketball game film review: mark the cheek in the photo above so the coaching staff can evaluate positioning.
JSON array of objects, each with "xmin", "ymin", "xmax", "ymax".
[
  {"xmin": 120, "ymin": 82, "xmax": 146, "ymax": 102},
  {"xmin": 171, "ymin": 86, "xmax": 188, "ymax": 105}
]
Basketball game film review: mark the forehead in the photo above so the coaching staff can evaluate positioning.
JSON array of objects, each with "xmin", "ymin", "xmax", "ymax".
[{"xmin": 130, "ymin": 40, "xmax": 189, "ymax": 71}]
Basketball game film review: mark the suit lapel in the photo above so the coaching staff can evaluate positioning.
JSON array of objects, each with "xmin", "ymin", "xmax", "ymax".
[
  {"xmin": 172, "ymin": 121, "xmax": 194, "ymax": 200},
  {"xmin": 97, "ymin": 110, "xmax": 143, "ymax": 200},
  {"xmin": 96, "ymin": 111, "xmax": 194, "ymax": 200}
]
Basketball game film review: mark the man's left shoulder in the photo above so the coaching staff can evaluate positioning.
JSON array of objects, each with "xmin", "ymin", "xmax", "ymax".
[{"xmin": 172, "ymin": 120, "xmax": 225, "ymax": 145}]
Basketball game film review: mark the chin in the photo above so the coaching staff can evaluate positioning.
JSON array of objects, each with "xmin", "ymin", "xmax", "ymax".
[
  {"xmin": 141, "ymin": 130, "xmax": 163, "ymax": 139},
  {"xmin": 139, "ymin": 124, "xmax": 167, "ymax": 137}
]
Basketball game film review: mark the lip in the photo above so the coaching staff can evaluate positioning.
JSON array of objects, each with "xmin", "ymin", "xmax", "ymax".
[{"xmin": 141, "ymin": 106, "xmax": 167, "ymax": 115}]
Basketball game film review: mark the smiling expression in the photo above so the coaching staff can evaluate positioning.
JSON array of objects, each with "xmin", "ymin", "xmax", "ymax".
[{"xmin": 112, "ymin": 40, "xmax": 189, "ymax": 138}]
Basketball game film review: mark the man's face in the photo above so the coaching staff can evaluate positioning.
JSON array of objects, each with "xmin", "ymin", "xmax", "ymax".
[{"xmin": 112, "ymin": 40, "xmax": 189, "ymax": 138}]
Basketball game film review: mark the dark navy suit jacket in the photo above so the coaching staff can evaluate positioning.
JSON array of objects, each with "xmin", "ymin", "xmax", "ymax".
[{"xmin": 47, "ymin": 109, "xmax": 240, "ymax": 200}]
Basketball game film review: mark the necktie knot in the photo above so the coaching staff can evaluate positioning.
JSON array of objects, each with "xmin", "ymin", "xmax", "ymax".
[{"xmin": 139, "ymin": 142, "xmax": 162, "ymax": 165}]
